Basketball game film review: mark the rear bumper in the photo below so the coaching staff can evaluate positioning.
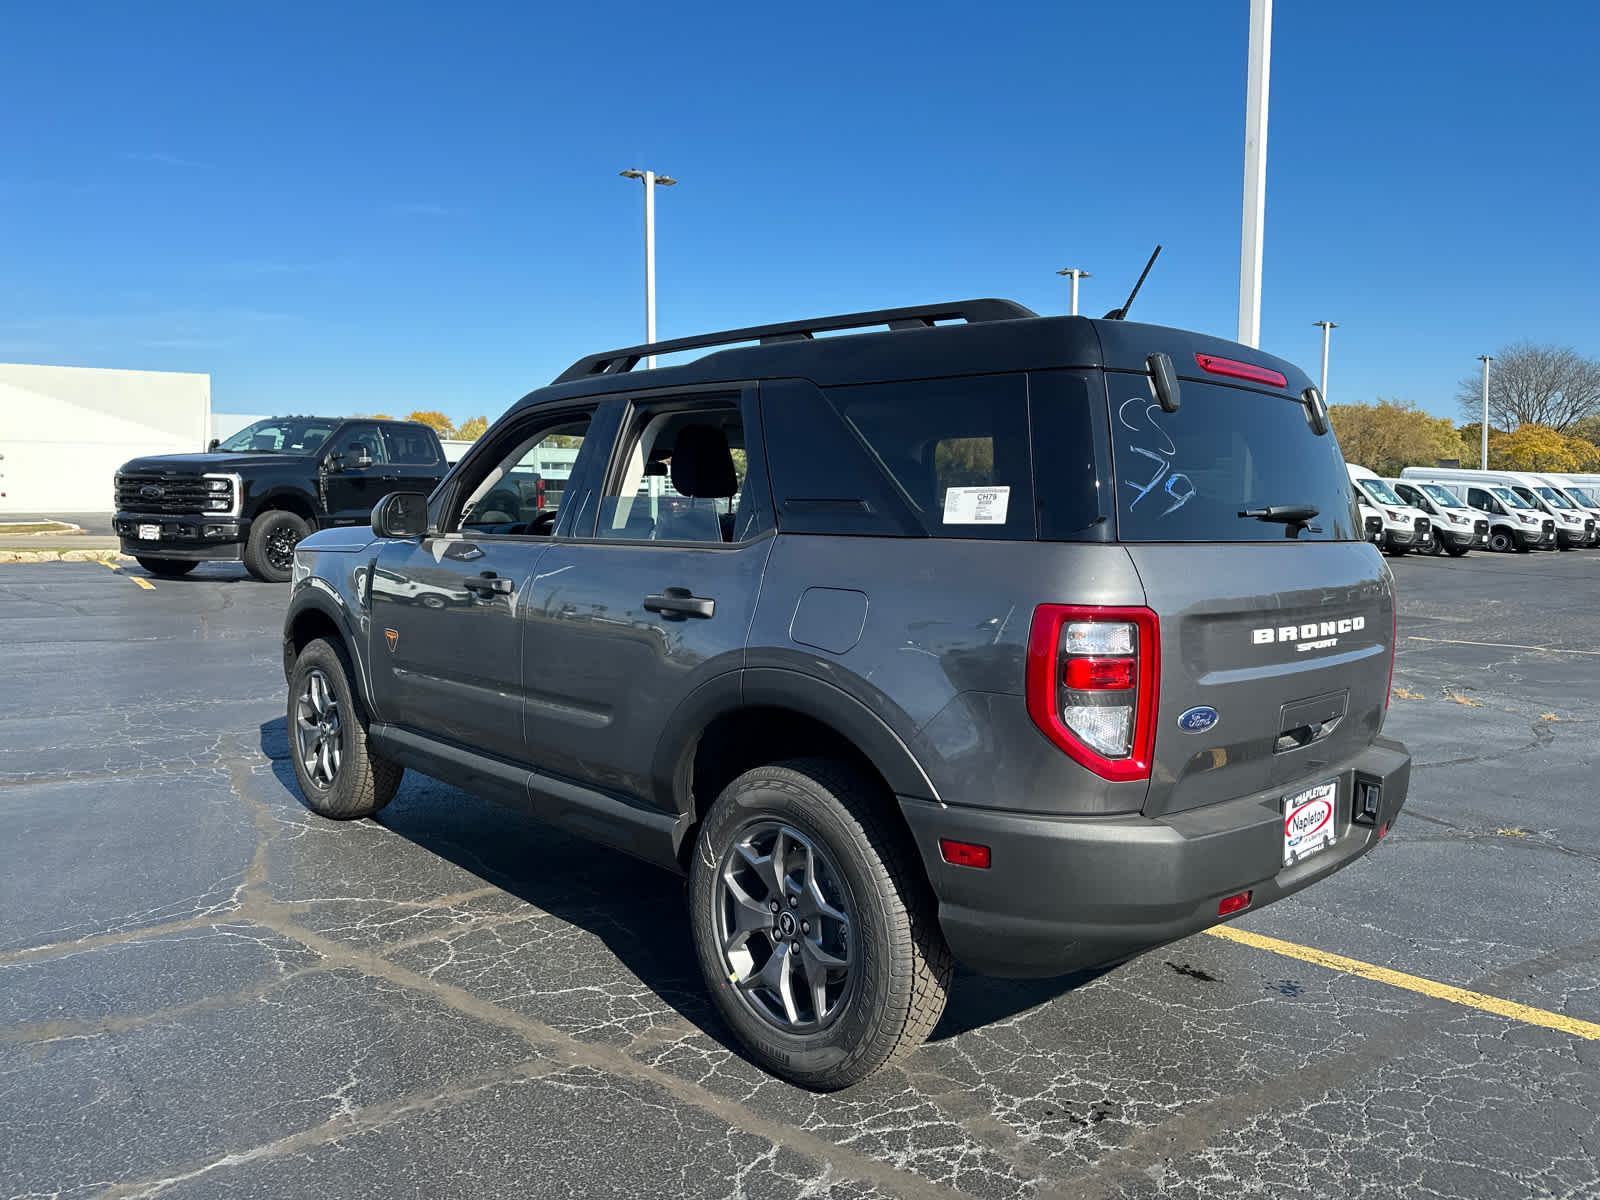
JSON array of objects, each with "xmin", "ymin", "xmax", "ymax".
[
  {"xmin": 115, "ymin": 512, "xmax": 245, "ymax": 560},
  {"xmin": 900, "ymin": 735, "xmax": 1411, "ymax": 978}
]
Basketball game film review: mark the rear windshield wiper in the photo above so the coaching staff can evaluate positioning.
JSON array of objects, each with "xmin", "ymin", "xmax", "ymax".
[{"xmin": 1240, "ymin": 504, "xmax": 1319, "ymax": 524}]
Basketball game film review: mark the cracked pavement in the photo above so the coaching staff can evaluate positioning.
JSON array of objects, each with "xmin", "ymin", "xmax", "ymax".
[{"xmin": 2, "ymin": 553, "xmax": 1597, "ymax": 1198}]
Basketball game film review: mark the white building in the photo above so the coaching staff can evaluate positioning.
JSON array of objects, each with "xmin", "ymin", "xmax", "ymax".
[{"xmin": 0, "ymin": 363, "xmax": 211, "ymax": 514}]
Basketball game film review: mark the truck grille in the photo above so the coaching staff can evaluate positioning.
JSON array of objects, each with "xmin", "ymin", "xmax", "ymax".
[
  {"xmin": 1542, "ymin": 519, "xmax": 1556, "ymax": 537},
  {"xmin": 1474, "ymin": 519, "xmax": 1489, "ymax": 539},
  {"xmin": 115, "ymin": 472, "xmax": 231, "ymax": 515}
]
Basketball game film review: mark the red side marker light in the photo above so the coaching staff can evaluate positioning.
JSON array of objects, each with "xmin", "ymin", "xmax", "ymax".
[
  {"xmin": 1194, "ymin": 353, "xmax": 1288, "ymax": 390},
  {"xmin": 1217, "ymin": 890, "xmax": 1252, "ymax": 917},
  {"xmin": 939, "ymin": 839, "xmax": 991, "ymax": 869},
  {"xmin": 1378, "ymin": 822, "xmax": 1390, "ymax": 839}
]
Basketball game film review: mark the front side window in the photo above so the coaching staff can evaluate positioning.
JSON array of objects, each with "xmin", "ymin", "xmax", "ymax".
[
  {"xmin": 336, "ymin": 424, "xmax": 388, "ymax": 467},
  {"xmin": 453, "ymin": 413, "xmax": 591, "ymax": 535},
  {"xmin": 594, "ymin": 400, "xmax": 766, "ymax": 543},
  {"xmin": 384, "ymin": 426, "xmax": 443, "ymax": 465},
  {"xmin": 217, "ymin": 417, "xmax": 337, "ymax": 454}
]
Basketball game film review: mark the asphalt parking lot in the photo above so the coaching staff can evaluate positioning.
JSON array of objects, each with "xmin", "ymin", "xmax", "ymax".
[{"xmin": 3, "ymin": 550, "xmax": 1598, "ymax": 1199}]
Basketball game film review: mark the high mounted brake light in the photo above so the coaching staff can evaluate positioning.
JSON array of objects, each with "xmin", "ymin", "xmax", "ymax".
[
  {"xmin": 1026, "ymin": 605, "xmax": 1159, "ymax": 782},
  {"xmin": 1194, "ymin": 353, "xmax": 1288, "ymax": 390}
]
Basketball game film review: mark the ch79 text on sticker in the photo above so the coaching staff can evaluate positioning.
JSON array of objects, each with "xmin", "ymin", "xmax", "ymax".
[{"xmin": 943, "ymin": 486, "xmax": 1010, "ymax": 525}]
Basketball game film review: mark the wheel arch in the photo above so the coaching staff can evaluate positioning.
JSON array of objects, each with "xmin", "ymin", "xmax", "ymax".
[
  {"xmin": 251, "ymin": 487, "xmax": 318, "ymax": 523},
  {"xmin": 283, "ymin": 593, "xmax": 367, "ymax": 699}
]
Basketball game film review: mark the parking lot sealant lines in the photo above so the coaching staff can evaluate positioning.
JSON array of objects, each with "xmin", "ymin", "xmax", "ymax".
[
  {"xmin": 1206, "ymin": 925, "xmax": 1600, "ymax": 1042},
  {"xmin": 1406, "ymin": 634, "xmax": 1600, "ymax": 656}
]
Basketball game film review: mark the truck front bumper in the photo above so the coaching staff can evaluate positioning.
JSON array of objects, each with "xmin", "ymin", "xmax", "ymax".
[
  {"xmin": 114, "ymin": 513, "xmax": 246, "ymax": 561},
  {"xmin": 900, "ymin": 735, "xmax": 1411, "ymax": 979}
]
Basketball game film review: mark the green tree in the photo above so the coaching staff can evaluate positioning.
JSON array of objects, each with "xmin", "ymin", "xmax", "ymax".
[
  {"xmin": 1327, "ymin": 399, "xmax": 1459, "ymax": 475},
  {"xmin": 405, "ymin": 410, "xmax": 456, "ymax": 437}
]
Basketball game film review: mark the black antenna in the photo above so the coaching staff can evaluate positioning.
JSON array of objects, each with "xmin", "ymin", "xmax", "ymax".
[{"xmin": 1103, "ymin": 244, "xmax": 1162, "ymax": 321}]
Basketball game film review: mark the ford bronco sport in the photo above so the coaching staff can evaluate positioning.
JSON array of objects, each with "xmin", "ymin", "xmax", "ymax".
[
  {"xmin": 282, "ymin": 300, "xmax": 1411, "ymax": 1088},
  {"xmin": 114, "ymin": 416, "xmax": 447, "ymax": 581}
]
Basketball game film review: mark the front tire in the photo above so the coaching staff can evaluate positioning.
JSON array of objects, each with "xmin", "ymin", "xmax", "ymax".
[
  {"xmin": 1488, "ymin": 530, "xmax": 1515, "ymax": 553},
  {"xmin": 135, "ymin": 557, "xmax": 198, "ymax": 577},
  {"xmin": 244, "ymin": 510, "xmax": 310, "ymax": 582},
  {"xmin": 287, "ymin": 638, "xmax": 402, "ymax": 819},
  {"xmin": 1444, "ymin": 543, "xmax": 1471, "ymax": 557},
  {"xmin": 688, "ymin": 759, "xmax": 953, "ymax": 1090}
]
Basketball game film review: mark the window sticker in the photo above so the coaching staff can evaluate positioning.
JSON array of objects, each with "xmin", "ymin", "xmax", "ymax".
[{"xmin": 942, "ymin": 485, "xmax": 1010, "ymax": 524}]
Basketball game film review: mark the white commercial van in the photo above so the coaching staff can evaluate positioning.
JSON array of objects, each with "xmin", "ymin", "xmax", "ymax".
[
  {"xmin": 1386, "ymin": 478, "xmax": 1489, "ymax": 555},
  {"xmin": 1398, "ymin": 468, "xmax": 1557, "ymax": 552},
  {"xmin": 1532, "ymin": 475, "xmax": 1600, "ymax": 545},
  {"xmin": 1400, "ymin": 468, "xmax": 1589, "ymax": 549},
  {"xmin": 1347, "ymin": 463, "xmax": 1430, "ymax": 556}
]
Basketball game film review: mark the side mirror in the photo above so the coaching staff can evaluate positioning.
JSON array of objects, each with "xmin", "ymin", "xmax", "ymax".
[
  {"xmin": 207, "ymin": 438, "xmax": 220, "ymax": 451},
  {"xmin": 349, "ymin": 445, "xmax": 374, "ymax": 470},
  {"xmin": 372, "ymin": 491, "xmax": 429, "ymax": 539}
]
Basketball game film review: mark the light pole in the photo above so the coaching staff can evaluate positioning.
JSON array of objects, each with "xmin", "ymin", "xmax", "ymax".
[
  {"xmin": 1055, "ymin": 267, "xmax": 1091, "ymax": 316},
  {"xmin": 1479, "ymin": 354, "xmax": 1493, "ymax": 468},
  {"xmin": 1312, "ymin": 320, "xmax": 1337, "ymax": 399},
  {"xmin": 1237, "ymin": 0, "xmax": 1272, "ymax": 347},
  {"xmin": 619, "ymin": 169, "xmax": 677, "ymax": 368}
]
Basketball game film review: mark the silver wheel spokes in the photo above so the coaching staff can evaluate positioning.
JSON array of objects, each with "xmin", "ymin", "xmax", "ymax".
[
  {"xmin": 717, "ymin": 822, "xmax": 852, "ymax": 1032},
  {"xmin": 295, "ymin": 667, "xmax": 343, "ymax": 788}
]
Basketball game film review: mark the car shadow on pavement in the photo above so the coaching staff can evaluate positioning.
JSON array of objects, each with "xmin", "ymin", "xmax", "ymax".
[{"xmin": 259, "ymin": 717, "xmax": 1114, "ymax": 1060}]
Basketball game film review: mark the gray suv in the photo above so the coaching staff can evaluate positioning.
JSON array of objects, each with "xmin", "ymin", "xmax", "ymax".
[{"xmin": 282, "ymin": 300, "xmax": 1411, "ymax": 1088}]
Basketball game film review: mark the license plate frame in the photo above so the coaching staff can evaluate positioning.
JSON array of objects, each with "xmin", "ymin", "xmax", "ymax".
[
  {"xmin": 138, "ymin": 524, "xmax": 160, "ymax": 541},
  {"xmin": 1282, "ymin": 779, "xmax": 1338, "ymax": 867}
]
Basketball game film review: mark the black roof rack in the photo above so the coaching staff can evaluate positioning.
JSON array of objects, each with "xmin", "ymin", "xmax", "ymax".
[{"xmin": 553, "ymin": 298, "xmax": 1038, "ymax": 384}]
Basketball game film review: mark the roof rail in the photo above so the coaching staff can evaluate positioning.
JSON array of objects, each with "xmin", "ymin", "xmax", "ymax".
[{"xmin": 553, "ymin": 298, "xmax": 1038, "ymax": 384}]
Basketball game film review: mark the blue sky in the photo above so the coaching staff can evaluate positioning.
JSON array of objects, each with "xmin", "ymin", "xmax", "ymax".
[{"xmin": 3, "ymin": 1, "xmax": 1596, "ymax": 427}]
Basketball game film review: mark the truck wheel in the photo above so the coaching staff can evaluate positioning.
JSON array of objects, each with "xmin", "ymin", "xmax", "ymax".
[
  {"xmin": 1488, "ymin": 530, "xmax": 1514, "ymax": 553},
  {"xmin": 135, "ymin": 557, "xmax": 198, "ymax": 577},
  {"xmin": 244, "ymin": 510, "xmax": 310, "ymax": 582},
  {"xmin": 687, "ymin": 758, "xmax": 953, "ymax": 1090},
  {"xmin": 287, "ymin": 637, "xmax": 402, "ymax": 819},
  {"xmin": 1444, "ymin": 544, "xmax": 1471, "ymax": 557}
]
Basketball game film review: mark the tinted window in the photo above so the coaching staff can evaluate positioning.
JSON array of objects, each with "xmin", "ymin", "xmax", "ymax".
[
  {"xmin": 384, "ymin": 426, "xmax": 441, "ymax": 464},
  {"xmin": 1110, "ymin": 380, "xmax": 1357, "ymax": 541},
  {"xmin": 825, "ymin": 374, "xmax": 1034, "ymax": 539},
  {"xmin": 339, "ymin": 423, "xmax": 388, "ymax": 466},
  {"xmin": 1466, "ymin": 487, "xmax": 1498, "ymax": 511}
]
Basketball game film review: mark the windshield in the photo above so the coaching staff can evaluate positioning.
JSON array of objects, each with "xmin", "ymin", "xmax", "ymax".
[
  {"xmin": 217, "ymin": 418, "xmax": 337, "ymax": 455},
  {"xmin": 1356, "ymin": 478, "xmax": 1405, "ymax": 507},
  {"xmin": 1419, "ymin": 483, "xmax": 1465, "ymax": 509},
  {"xmin": 1569, "ymin": 487, "xmax": 1600, "ymax": 507},
  {"xmin": 1535, "ymin": 486, "xmax": 1574, "ymax": 509},
  {"xmin": 1492, "ymin": 486, "xmax": 1532, "ymax": 510}
]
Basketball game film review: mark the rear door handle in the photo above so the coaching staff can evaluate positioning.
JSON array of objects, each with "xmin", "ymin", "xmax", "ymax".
[
  {"xmin": 464, "ymin": 573, "xmax": 513, "ymax": 595},
  {"xmin": 644, "ymin": 587, "xmax": 715, "ymax": 619}
]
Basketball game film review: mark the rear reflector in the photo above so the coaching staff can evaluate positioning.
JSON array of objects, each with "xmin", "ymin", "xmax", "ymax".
[
  {"xmin": 1217, "ymin": 891, "xmax": 1252, "ymax": 917},
  {"xmin": 938, "ymin": 839, "xmax": 991, "ymax": 869},
  {"xmin": 1064, "ymin": 657, "xmax": 1135, "ymax": 690},
  {"xmin": 1194, "ymin": 353, "xmax": 1288, "ymax": 390}
]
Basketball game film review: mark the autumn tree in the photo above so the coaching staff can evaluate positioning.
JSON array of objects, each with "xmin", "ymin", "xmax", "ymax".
[
  {"xmin": 455, "ymin": 415, "xmax": 489, "ymax": 440},
  {"xmin": 1455, "ymin": 343, "xmax": 1600, "ymax": 432},
  {"xmin": 1327, "ymin": 399, "xmax": 1460, "ymax": 475},
  {"xmin": 1494, "ymin": 424, "xmax": 1600, "ymax": 472},
  {"xmin": 405, "ymin": 410, "xmax": 456, "ymax": 438}
]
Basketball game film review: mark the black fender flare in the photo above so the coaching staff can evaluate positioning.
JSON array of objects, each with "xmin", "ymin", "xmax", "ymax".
[
  {"xmin": 282, "ymin": 584, "xmax": 371, "ymax": 705},
  {"xmin": 649, "ymin": 666, "xmax": 940, "ymax": 822}
]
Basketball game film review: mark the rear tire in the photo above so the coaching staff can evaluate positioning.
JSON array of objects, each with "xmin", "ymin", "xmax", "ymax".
[
  {"xmin": 287, "ymin": 637, "xmax": 402, "ymax": 819},
  {"xmin": 688, "ymin": 758, "xmax": 953, "ymax": 1090},
  {"xmin": 135, "ymin": 557, "xmax": 198, "ymax": 577},
  {"xmin": 244, "ymin": 510, "xmax": 310, "ymax": 582}
]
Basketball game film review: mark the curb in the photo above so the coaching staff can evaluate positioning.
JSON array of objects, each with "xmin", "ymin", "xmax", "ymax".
[{"xmin": 0, "ymin": 549, "xmax": 133, "ymax": 564}]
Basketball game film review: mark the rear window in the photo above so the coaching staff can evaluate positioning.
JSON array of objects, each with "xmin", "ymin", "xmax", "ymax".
[{"xmin": 1109, "ymin": 379, "xmax": 1357, "ymax": 542}]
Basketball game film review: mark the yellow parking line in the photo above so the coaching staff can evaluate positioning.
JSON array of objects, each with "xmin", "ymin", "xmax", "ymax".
[
  {"xmin": 130, "ymin": 574, "xmax": 155, "ymax": 590},
  {"xmin": 1206, "ymin": 924, "xmax": 1600, "ymax": 1042}
]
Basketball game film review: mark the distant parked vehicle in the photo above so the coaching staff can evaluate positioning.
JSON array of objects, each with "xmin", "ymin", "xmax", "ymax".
[
  {"xmin": 1399, "ymin": 468, "xmax": 1582, "ymax": 550},
  {"xmin": 1397, "ymin": 469, "xmax": 1555, "ymax": 552},
  {"xmin": 1347, "ymin": 464, "xmax": 1429, "ymax": 556},
  {"xmin": 1532, "ymin": 475, "xmax": 1600, "ymax": 546},
  {"xmin": 1387, "ymin": 479, "xmax": 1489, "ymax": 556}
]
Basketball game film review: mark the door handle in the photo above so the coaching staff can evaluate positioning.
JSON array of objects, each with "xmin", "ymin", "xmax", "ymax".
[
  {"xmin": 644, "ymin": 587, "xmax": 715, "ymax": 619},
  {"xmin": 464, "ymin": 572, "xmax": 514, "ymax": 595}
]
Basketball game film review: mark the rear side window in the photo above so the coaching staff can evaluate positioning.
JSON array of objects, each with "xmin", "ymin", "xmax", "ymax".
[
  {"xmin": 824, "ymin": 374, "xmax": 1034, "ymax": 539},
  {"xmin": 1108, "ymin": 379, "xmax": 1357, "ymax": 542}
]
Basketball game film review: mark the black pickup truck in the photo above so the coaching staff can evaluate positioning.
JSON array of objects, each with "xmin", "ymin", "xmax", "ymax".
[{"xmin": 113, "ymin": 416, "xmax": 448, "ymax": 581}]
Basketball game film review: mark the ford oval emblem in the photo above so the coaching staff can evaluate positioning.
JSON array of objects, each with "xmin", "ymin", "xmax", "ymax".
[{"xmin": 1178, "ymin": 706, "xmax": 1219, "ymax": 733}]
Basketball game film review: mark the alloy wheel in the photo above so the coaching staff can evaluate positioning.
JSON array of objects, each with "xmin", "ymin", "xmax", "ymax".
[
  {"xmin": 267, "ymin": 524, "xmax": 303, "ymax": 573},
  {"xmin": 295, "ymin": 667, "xmax": 343, "ymax": 788},
  {"xmin": 714, "ymin": 821, "xmax": 855, "ymax": 1033}
]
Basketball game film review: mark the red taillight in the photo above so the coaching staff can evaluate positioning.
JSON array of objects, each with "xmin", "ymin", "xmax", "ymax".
[
  {"xmin": 1064, "ymin": 657, "xmax": 1136, "ymax": 690},
  {"xmin": 1194, "ymin": 353, "xmax": 1288, "ymax": 390},
  {"xmin": 1217, "ymin": 890, "xmax": 1252, "ymax": 916},
  {"xmin": 536, "ymin": 478, "xmax": 547, "ymax": 510},
  {"xmin": 938, "ymin": 839, "xmax": 991, "ymax": 869},
  {"xmin": 1026, "ymin": 605, "xmax": 1159, "ymax": 782}
]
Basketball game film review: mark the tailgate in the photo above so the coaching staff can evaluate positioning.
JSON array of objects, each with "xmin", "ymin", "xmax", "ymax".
[{"xmin": 1127, "ymin": 542, "xmax": 1394, "ymax": 818}]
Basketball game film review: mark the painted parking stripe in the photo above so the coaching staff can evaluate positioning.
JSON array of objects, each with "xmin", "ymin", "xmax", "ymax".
[
  {"xmin": 101, "ymin": 560, "xmax": 154, "ymax": 589},
  {"xmin": 1407, "ymin": 635, "xmax": 1600, "ymax": 657},
  {"xmin": 1206, "ymin": 925, "xmax": 1600, "ymax": 1042}
]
